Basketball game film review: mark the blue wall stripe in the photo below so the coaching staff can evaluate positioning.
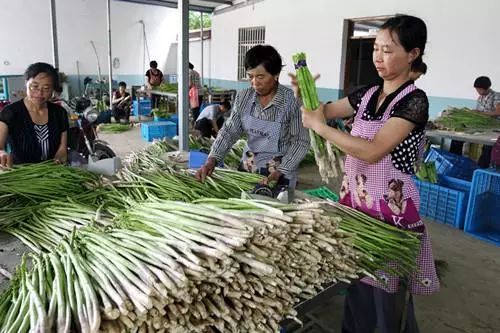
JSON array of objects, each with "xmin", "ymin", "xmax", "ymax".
[
  {"xmin": 208, "ymin": 78, "xmax": 477, "ymax": 120},
  {"xmin": 63, "ymin": 75, "xmax": 476, "ymax": 120}
]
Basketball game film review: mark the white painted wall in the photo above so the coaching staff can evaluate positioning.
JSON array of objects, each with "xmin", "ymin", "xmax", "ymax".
[
  {"xmin": 210, "ymin": 0, "xmax": 500, "ymax": 101},
  {"xmin": 189, "ymin": 39, "xmax": 212, "ymax": 84},
  {"xmin": 0, "ymin": 0, "xmax": 179, "ymax": 76}
]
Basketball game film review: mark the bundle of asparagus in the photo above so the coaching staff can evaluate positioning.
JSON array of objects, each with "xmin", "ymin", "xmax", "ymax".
[
  {"xmin": 434, "ymin": 107, "xmax": 500, "ymax": 132},
  {"xmin": 293, "ymin": 52, "xmax": 344, "ymax": 183},
  {"xmin": 105, "ymin": 167, "xmax": 264, "ymax": 206}
]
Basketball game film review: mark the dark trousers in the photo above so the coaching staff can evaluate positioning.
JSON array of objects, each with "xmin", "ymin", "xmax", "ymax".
[
  {"xmin": 191, "ymin": 107, "xmax": 201, "ymax": 123},
  {"xmin": 449, "ymin": 140, "xmax": 464, "ymax": 155},
  {"xmin": 112, "ymin": 105, "xmax": 130, "ymax": 122},
  {"xmin": 195, "ymin": 117, "xmax": 224, "ymax": 138},
  {"xmin": 478, "ymin": 145, "xmax": 492, "ymax": 168},
  {"xmin": 191, "ymin": 96, "xmax": 204, "ymax": 123},
  {"xmin": 449, "ymin": 140, "xmax": 491, "ymax": 168},
  {"xmin": 151, "ymin": 93, "xmax": 159, "ymax": 109},
  {"xmin": 342, "ymin": 281, "xmax": 419, "ymax": 333}
]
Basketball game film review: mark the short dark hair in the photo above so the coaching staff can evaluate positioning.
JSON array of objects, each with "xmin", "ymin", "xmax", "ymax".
[
  {"xmin": 381, "ymin": 15, "xmax": 427, "ymax": 72},
  {"xmin": 220, "ymin": 100, "xmax": 231, "ymax": 110},
  {"xmin": 244, "ymin": 45, "xmax": 283, "ymax": 76},
  {"xmin": 24, "ymin": 62, "xmax": 59, "ymax": 89},
  {"xmin": 150, "ymin": 61, "xmax": 158, "ymax": 68},
  {"xmin": 118, "ymin": 81, "xmax": 127, "ymax": 88},
  {"xmin": 474, "ymin": 76, "xmax": 491, "ymax": 89},
  {"xmin": 189, "ymin": 62, "xmax": 194, "ymax": 70}
]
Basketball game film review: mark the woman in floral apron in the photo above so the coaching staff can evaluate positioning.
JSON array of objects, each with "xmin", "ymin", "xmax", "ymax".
[{"xmin": 299, "ymin": 15, "xmax": 439, "ymax": 332}]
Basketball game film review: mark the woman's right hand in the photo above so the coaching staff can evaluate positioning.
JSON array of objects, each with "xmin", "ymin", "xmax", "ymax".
[
  {"xmin": 288, "ymin": 73, "xmax": 321, "ymax": 99},
  {"xmin": 195, "ymin": 157, "xmax": 217, "ymax": 182},
  {"xmin": 0, "ymin": 150, "xmax": 12, "ymax": 169}
]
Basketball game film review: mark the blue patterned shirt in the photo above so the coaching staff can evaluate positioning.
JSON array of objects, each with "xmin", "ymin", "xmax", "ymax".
[{"xmin": 477, "ymin": 89, "xmax": 500, "ymax": 113}]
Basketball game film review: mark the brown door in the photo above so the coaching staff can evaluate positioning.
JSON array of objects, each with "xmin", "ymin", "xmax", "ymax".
[
  {"xmin": 341, "ymin": 17, "xmax": 392, "ymax": 97},
  {"xmin": 344, "ymin": 37, "xmax": 380, "ymax": 96}
]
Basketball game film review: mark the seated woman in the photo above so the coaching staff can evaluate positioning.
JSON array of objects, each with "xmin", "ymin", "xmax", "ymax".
[
  {"xmin": 0, "ymin": 62, "xmax": 68, "ymax": 168},
  {"xmin": 112, "ymin": 81, "xmax": 131, "ymax": 123}
]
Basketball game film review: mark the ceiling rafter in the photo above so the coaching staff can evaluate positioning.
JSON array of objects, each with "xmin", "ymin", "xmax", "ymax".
[{"xmin": 113, "ymin": 0, "xmax": 233, "ymax": 13}]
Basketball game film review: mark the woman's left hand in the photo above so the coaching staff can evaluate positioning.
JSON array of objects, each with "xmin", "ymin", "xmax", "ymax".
[
  {"xmin": 261, "ymin": 170, "xmax": 282, "ymax": 185},
  {"xmin": 301, "ymin": 104, "xmax": 326, "ymax": 131},
  {"xmin": 53, "ymin": 151, "xmax": 67, "ymax": 165}
]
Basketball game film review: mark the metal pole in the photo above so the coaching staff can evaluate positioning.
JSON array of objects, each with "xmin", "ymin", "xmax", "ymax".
[
  {"xmin": 200, "ymin": 12, "xmax": 204, "ymax": 86},
  {"xmin": 107, "ymin": 0, "xmax": 113, "ymax": 98},
  {"xmin": 178, "ymin": 0, "xmax": 189, "ymax": 151},
  {"xmin": 49, "ymin": 0, "xmax": 59, "ymax": 68}
]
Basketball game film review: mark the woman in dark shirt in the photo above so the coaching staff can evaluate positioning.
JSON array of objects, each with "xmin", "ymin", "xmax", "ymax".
[
  {"xmin": 295, "ymin": 15, "xmax": 439, "ymax": 332},
  {"xmin": 0, "ymin": 62, "xmax": 69, "ymax": 167}
]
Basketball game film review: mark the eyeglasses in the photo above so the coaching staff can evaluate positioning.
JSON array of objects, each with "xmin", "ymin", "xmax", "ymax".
[{"xmin": 28, "ymin": 84, "xmax": 52, "ymax": 94}]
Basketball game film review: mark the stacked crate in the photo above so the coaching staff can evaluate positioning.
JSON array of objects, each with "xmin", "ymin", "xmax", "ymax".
[
  {"xmin": 416, "ymin": 148, "xmax": 478, "ymax": 228},
  {"xmin": 133, "ymin": 99, "xmax": 152, "ymax": 117},
  {"xmin": 464, "ymin": 169, "xmax": 500, "ymax": 246}
]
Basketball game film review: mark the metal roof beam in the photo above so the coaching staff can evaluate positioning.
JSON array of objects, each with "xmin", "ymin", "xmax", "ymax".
[
  {"xmin": 200, "ymin": 0, "xmax": 232, "ymax": 5},
  {"xmin": 113, "ymin": 0, "xmax": 215, "ymax": 13}
]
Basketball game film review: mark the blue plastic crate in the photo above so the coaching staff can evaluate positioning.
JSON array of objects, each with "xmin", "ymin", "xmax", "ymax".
[
  {"xmin": 133, "ymin": 99, "xmax": 152, "ymax": 117},
  {"xmin": 464, "ymin": 169, "xmax": 500, "ymax": 246},
  {"xmin": 424, "ymin": 148, "xmax": 478, "ymax": 181},
  {"xmin": 189, "ymin": 151, "xmax": 209, "ymax": 169},
  {"xmin": 168, "ymin": 114, "xmax": 178, "ymax": 124},
  {"xmin": 153, "ymin": 115, "xmax": 170, "ymax": 122},
  {"xmin": 188, "ymin": 150, "xmax": 223, "ymax": 169},
  {"xmin": 414, "ymin": 176, "xmax": 469, "ymax": 229},
  {"xmin": 141, "ymin": 121, "xmax": 176, "ymax": 142}
]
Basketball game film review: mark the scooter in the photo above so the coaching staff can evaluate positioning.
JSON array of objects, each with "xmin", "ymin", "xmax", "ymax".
[{"xmin": 57, "ymin": 97, "xmax": 116, "ymax": 165}]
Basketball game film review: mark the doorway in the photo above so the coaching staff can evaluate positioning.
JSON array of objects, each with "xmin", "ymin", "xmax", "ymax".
[{"xmin": 341, "ymin": 16, "xmax": 393, "ymax": 97}]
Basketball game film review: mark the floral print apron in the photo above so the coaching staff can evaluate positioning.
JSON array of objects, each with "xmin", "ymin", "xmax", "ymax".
[{"xmin": 339, "ymin": 84, "xmax": 440, "ymax": 295}]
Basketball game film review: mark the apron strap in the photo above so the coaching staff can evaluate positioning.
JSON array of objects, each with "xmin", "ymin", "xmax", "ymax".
[
  {"xmin": 356, "ymin": 86, "xmax": 379, "ymax": 121},
  {"xmin": 382, "ymin": 84, "xmax": 417, "ymax": 121}
]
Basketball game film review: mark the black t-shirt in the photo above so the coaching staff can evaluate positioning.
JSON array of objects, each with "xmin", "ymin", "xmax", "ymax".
[
  {"xmin": 0, "ymin": 100, "xmax": 69, "ymax": 164},
  {"xmin": 347, "ymin": 81, "xmax": 429, "ymax": 174},
  {"xmin": 113, "ymin": 91, "xmax": 131, "ymax": 108}
]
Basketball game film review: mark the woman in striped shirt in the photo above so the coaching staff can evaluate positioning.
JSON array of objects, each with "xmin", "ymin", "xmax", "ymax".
[
  {"xmin": 196, "ymin": 45, "xmax": 310, "ymax": 188},
  {"xmin": 0, "ymin": 62, "xmax": 69, "ymax": 168}
]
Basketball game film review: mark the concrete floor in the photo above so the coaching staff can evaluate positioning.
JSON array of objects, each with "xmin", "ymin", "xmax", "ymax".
[
  {"xmin": 98, "ymin": 126, "xmax": 500, "ymax": 333},
  {"xmin": 1, "ymin": 126, "xmax": 498, "ymax": 333}
]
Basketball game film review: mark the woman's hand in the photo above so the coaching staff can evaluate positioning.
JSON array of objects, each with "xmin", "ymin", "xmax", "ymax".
[
  {"xmin": 53, "ymin": 150, "xmax": 67, "ymax": 165},
  {"xmin": 288, "ymin": 73, "xmax": 320, "ymax": 99},
  {"xmin": 301, "ymin": 104, "xmax": 327, "ymax": 132},
  {"xmin": 0, "ymin": 150, "xmax": 12, "ymax": 169},
  {"xmin": 260, "ymin": 170, "xmax": 282, "ymax": 186},
  {"xmin": 195, "ymin": 157, "xmax": 217, "ymax": 182}
]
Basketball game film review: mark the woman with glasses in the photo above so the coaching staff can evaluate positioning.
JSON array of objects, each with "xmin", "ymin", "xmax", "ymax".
[
  {"xmin": 196, "ymin": 45, "xmax": 310, "ymax": 189},
  {"xmin": 0, "ymin": 62, "xmax": 69, "ymax": 168}
]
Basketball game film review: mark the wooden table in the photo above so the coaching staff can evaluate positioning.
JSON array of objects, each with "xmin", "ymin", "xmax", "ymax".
[{"xmin": 426, "ymin": 130, "xmax": 499, "ymax": 146}]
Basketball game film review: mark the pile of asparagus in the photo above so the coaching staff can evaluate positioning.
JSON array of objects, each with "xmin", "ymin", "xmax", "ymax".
[
  {"xmin": 434, "ymin": 107, "xmax": 500, "ymax": 132},
  {"xmin": 1, "ymin": 198, "xmax": 365, "ymax": 333},
  {"xmin": 123, "ymin": 136, "xmax": 314, "ymax": 173},
  {"xmin": 0, "ymin": 162, "xmax": 422, "ymax": 332}
]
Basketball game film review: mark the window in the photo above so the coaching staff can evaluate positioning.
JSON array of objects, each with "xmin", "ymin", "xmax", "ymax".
[{"xmin": 237, "ymin": 26, "xmax": 265, "ymax": 81}]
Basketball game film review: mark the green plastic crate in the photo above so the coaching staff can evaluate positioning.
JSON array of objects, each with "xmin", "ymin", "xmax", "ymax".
[{"xmin": 303, "ymin": 186, "xmax": 339, "ymax": 202}]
